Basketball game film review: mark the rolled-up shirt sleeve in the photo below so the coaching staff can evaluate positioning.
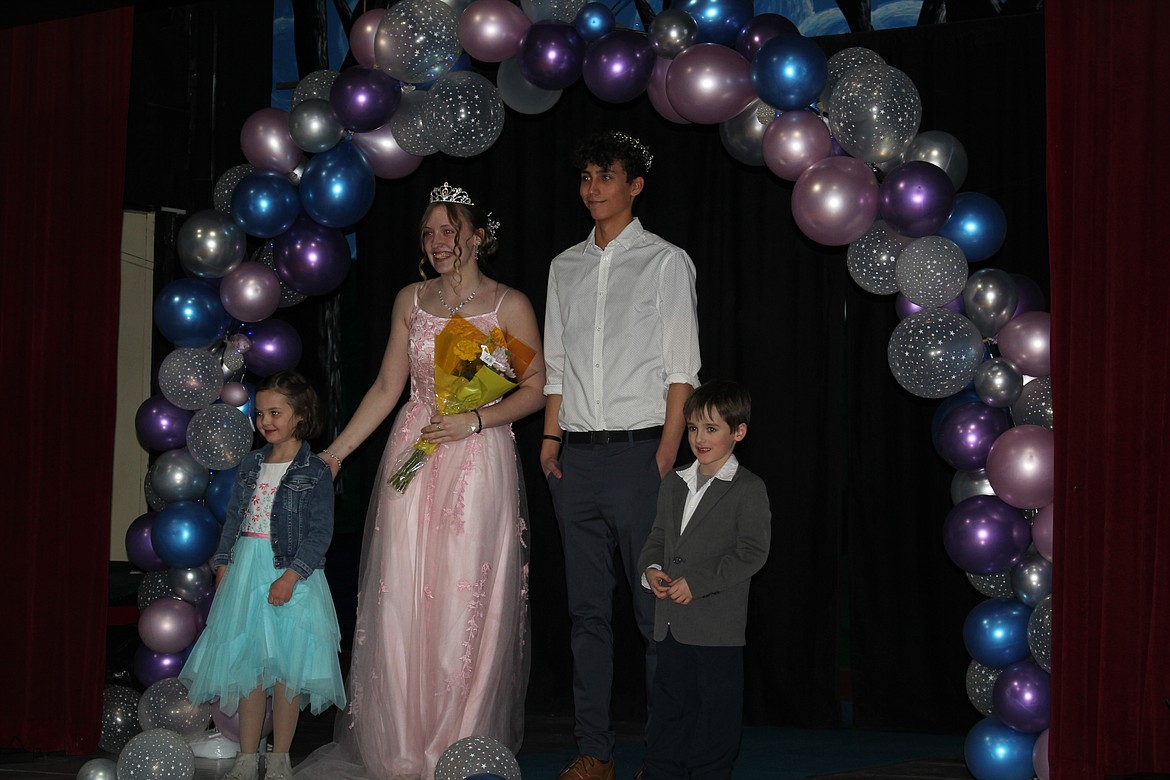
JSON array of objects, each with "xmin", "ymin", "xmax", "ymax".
[{"xmin": 659, "ymin": 248, "xmax": 701, "ymax": 388}]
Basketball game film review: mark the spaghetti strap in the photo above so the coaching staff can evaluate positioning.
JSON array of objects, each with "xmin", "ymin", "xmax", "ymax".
[{"xmin": 492, "ymin": 286, "xmax": 510, "ymax": 314}]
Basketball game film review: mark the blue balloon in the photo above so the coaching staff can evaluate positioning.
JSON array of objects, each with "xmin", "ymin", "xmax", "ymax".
[
  {"xmin": 675, "ymin": 0, "xmax": 755, "ymax": 46},
  {"xmin": 205, "ymin": 467, "xmax": 239, "ymax": 524},
  {"xmin": 153, "ymin": 278, "xmax": 232, "ymax": 348},
  {"xmin": 930, "ymin": 387, "xmax": 981, "ymax": 445},
  {"xmin": 964, "ymin": 717, "xmax": 1039, "ymax": 780},
  {"xmin": 963, "ymin": 597, "xmax": 1033, "ymax": 668},
  {"xmin": 750, "ymin": 33, "xmax": 828, "ymax": 110},
  {"xmin": 575, "ymin": 2, "xmax": 616, "ymax": 41},
  {"xmin": 152, "ymin": 500, "xmax": 221, "ymax": 568},
  {"xmin": 937, "ymin": 192, "xmax": 1008, "ymax": 263},
  {"xmin": 231, "ymin": 170, "xmax": 301, "ymax": 239},
  {"xmin": 300, "ymin": 141, "xmax": 376, "ymax": 228}
]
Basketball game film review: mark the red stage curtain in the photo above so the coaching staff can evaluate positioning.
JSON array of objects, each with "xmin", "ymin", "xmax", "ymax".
[
  {"xmin": 1047, "ymin": 3, "xmax": 1170, "ymax": 776},
  {"xmin": 0, "ymin": 9, "xmax": 134, "ymax": 753}
]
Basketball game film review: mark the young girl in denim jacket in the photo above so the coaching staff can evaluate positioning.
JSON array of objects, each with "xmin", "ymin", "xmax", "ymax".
[{"xmin": 181, "ymin": 370, "xmax": 345, "ymax": 780}]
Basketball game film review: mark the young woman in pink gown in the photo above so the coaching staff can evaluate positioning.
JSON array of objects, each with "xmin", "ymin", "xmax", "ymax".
[{"xmin": 296, "ymin": 184, "xmax": 545, "ymax": 780}]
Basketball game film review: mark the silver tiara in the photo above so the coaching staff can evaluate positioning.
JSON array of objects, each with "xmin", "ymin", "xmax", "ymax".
[
  {"xmin": 429, "ymin": 182, "xmax": 500, "ymax": 241},
  {"xmin": 611, "ymin": 132, "xmax": 653, "ymax": 173}
]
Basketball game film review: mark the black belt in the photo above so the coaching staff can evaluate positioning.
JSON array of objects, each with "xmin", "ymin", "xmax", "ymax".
[{"xmin": 563, "ymin": 426, "xmax": 662, "ymax": 445}]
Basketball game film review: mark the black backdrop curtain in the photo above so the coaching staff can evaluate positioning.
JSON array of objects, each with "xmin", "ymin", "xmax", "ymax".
[{"xmin": 328, "ymin": 12, "xmax": 1048, "ymax": 732}]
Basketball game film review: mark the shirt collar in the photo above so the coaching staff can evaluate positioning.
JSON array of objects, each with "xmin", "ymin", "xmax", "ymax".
[
  {"xmin": 676, "ymin": 454, "xmax": 739, "ymax": 491},
  {"xmin": 586, "ymin": 217, "xmax": 645, "ymax": 252}
]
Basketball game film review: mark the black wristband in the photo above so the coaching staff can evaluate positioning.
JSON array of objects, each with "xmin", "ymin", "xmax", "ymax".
[
  {"xmin": 473, "ymin": 409, "xmax": 483, "ymax": 434},
  {"xmin": 542, "ymin": 434, "xmax": 563, "ymax": 443}
]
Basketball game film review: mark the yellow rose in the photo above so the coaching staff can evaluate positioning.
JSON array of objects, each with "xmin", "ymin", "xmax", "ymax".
[{"xmin": 454, "ymin": 339, "xmax": 480, "ymax": 361}]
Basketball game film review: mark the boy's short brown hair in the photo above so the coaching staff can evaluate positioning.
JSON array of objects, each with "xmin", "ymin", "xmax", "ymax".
[{"xmin": 684, "ymin": 380, "xmax": 751, "ymax": 430}]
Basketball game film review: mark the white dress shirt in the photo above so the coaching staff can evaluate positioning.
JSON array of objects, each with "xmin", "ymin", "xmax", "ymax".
[{"xmin": 544, "ymin": 218, "xmax": 701, "ymax": 432}]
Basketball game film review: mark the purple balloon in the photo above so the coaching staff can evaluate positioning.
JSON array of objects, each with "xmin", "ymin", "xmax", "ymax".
[
  {"xmin": 460, "ymin": 0, "xmax": 531, "ymax": 62},
  {"xmin": 879, "ymin": 160, "xmax": 956, "ymax": 238},
  {"xmin": 133, "ymin": 645, "xmax": 185, "ymax": 688},
  {"xmin": 986, "ymin": 424, "xmax": 1054, "ymax": 510},
  {"xmin": 1032, "ymin": 503, "xmax": 1053, "ymax": 562},
  {"xmin": 219, "ymin": 261, "xmax": 281, "ymax": 323},
  {"xmin": 582, "ymin": 30, "xmax": 656, "ymax": 103},
  {"xmin": 138, "ymin": 598, "xmax": 198, "ymax": 654},
  {"xmin": 895, "ymin": 291, "xmax": 964, "ymax": 319},
  {"xmin": 943, "ymin": 495, "xmax": 1031, "ymax": 575},
  {"xmin": 761, "ymin": 109, "xmax": 831, "ymax": 181},
  {"xmin": 517, "ymin": 21, "xmax": 586, "ymax": 90},
  {"xmin": 992, "ymin": 659, "xmax": 1051, "ymax": 733},
  {"xmin": 735, "ymin": 12, "xmax": 798, "ymax": 60},
  {"xmin": 647, "ymin": 56, "xmax": 690, "ymax": 124},
  {"xmin": 665, "ymin": 43, "xmax": 754, "ymax": 125},
  {"xmin": 934, "ymin": 401, "xmax": 1012, "ymax": 471},
  {"xmin": 1011, "ymin": 274, "xmax": 1046, "ymax": 317},
  {"xmin": 135, "ymin": 395, "xmax": 195, "ymax": 451},
  {"xmin": 791, "ymin": 156, "xmax": 879, "ymax": 246},
  {"xmin": 349, "ymin": 8, "xmax": 388, "ymax": 68},
  {"xmin": 240, "ymin": 107, "xmax": 303, "ymax": 173},
  {"xmin": 997, "ymin": 311, "xmax": 1050, "ymax": 377},
  {"xmin": 125, "ymin": 512, "xmax": 167, "ymax": 572},
  {"xmin": 240, "ymin": 318, "xmax": 303, "ymax": 376},
  {"xmin": 273, "ymin": 217, "xmax": 352, "ymax": 296},
  {"xmin": 351, "ymin": 122, "xmax": 424, "ymax": 180},
  {"xmin": 330, "ymin": 66, "xmax": 402, "ymax": 133}
]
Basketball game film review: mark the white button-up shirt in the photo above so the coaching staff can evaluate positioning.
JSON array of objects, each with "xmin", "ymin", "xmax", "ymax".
[{"xmin": 544, "ymin": 218, "xmax": 701, "ymax": 432}]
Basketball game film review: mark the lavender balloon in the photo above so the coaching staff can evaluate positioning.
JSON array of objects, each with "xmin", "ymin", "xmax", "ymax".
[
  {"xmin": 997, "ymin": 311, "xmax": 1050, "ymax": 377},
  {"xmin": 459, "ymin": 0, "xmax": 530, "ymax": 62},
  {"xmin": 986, "ymin": 424, "xmax": 1054, "ymax": 509},
  {"xmin": 219, "ymin": 261, "xmax": 281, "ymax": 323},
  {"xmin": 943, "ymin": 494, "xmax": 1031, "ymax": 575},
  {"xmin": 664, "ymin": 43, "xmax": 754, "ymax": 125},
  {"xmin": 582, "ymin": 30, "xmax": 655, "ymax": 103},
  {"xmin": 352, "ymin": 122, "xmax": 425, "ymax": 179},
  {"xmin": 879, "ymin": 160, "xmax": 955, "ymax": 238},
  {"xmin": 329, "ymin": 67, "xmax": 401, "ymax": 133},
  {"xmin": 139, "ymin": 598, "xmax": 198, "ymax": 654},
  {"xmin": 135, "ymin": 395, "xmax": 195, "ymax": 451},
  {"xmin": 350, "ymin": 8, "xmax": 388, "ymax": 67},
  {"xmin": 992, "ymin": 659, "xmax": 1050, "ymax": 733},
  {"xmin": 125, "ymin": 512, "xmax": 166, "ymax": 572},
  {"xmin": 647, "ymin": 56, "xmax": 690, "ymax": 124},
  {"xmin": 791, "ymin": 156, "xmax": 879, "ymax": 246},
  {"xmin": 934, "ymin": 401, "xmax": 1012, "ymax": 471},
  {"xmin": 517, "ymin": 21, "xmax": 585, "ymax": 90},
  {"xmin": 762, "ymin": 109, "xmax": 831, "ymax": 181},
  {"xmin": 273, "ymin": 216, "xmax": 352, "ymax": 296},
  {"xmin": 240, "ymin": 107, "xmax": 303, "ymax": 173},
  {"xmin": 1031, "ymin": 503, "xmax": 1053, "ymax": 561},
  {"xmin": 241, "ymin": 318, "xmax": 303, "ymax": 376}
]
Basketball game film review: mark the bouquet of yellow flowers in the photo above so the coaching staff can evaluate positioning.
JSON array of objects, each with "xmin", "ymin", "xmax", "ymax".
[{"xmin": 388, "ymin": 314, "xmax": 535, "ymax": 492}]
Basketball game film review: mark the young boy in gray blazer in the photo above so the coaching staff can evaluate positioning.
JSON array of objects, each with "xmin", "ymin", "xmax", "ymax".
[{"xmin": 637, "ymin": 380, "xmax": 771, "ymax": 779}]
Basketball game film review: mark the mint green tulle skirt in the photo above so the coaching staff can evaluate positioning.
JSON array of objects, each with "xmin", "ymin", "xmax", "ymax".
[{"xmin": 180, "ymin": 536, "xmax": 347, "ymax": 716}]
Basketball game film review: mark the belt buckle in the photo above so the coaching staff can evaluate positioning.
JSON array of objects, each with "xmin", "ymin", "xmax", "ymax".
[{"xmin": 590, "ymin": 430, "xmax": 611, "ymax": 445}]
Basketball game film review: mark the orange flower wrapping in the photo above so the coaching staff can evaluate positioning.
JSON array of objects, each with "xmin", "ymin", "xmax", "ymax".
[{"xmin": 388, "ymin": 315, "xmax": 534, "ymax": 492}]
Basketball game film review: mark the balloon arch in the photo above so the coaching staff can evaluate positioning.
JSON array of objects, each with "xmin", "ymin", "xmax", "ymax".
[{"xmin": 118, "ymin": 3, "xmax": 1054, "ymax": 779}]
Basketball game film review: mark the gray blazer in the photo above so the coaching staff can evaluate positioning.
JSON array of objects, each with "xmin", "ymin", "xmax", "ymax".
[{"xmin": 637, "ymin": 463, "xmax": 771, "ymax": 647}]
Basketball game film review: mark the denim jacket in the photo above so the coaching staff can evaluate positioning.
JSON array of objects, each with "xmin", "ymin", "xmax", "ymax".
[{"xmin": 213, "ymin": 440, "xmax": 334, "ymax": 579}]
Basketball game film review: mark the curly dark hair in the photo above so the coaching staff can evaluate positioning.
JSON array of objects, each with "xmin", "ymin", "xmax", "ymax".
[
  {"xmin": 571, "ymin": 131, "xmax": 653, "ymax": 181},
  {"xmin": 255, "ymin": 370, "xmax": 323, "ymax": 442}
]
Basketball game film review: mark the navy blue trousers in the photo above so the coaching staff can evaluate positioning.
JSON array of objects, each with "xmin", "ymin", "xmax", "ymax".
[{"xmin": 548, "ymin": 439, "xmax": 660, "ymax": 760}]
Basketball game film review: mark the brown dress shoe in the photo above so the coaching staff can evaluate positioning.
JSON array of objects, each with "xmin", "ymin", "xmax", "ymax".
[{"xmin": 557, "ymin": 754, "xmax": 616, "ymax": 780}]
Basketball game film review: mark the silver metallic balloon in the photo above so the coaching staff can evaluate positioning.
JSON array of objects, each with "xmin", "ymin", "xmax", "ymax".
[
  {"xmin": 150, "ymin": 447, "xmax": 210, "ymax": 503},
  {"xmin": 974, "ymin": 357, "xmax": 1023, "ymax": 408},
  {"xmin": 116, "ymin": 728, "xmax": 195, "ymax": 780},
  {"xmin": 521, "ymin": 0, "xmax": 587, "ymax": 22},
  {"xmin": 186, "ymin": 404, "xmax": 254, "ymax": 470},
  {"xmin": 424, "ymin": 71, "xmax": 505, "ymax": 158},
  {"xmin": 967, "ymin": 570, "xmax": 1015, "ymax": 598},
  {"xmin": 847, "ymin": 219, "xmax": 911, "ymax": 295},
  {"xmin": 828, "ymin": 63, "xmax": 921, "ymax": 163},
  {"xmin": 819, "ymin": 46, "xmax": 884, "ymax": 109},
  {"xmin": 99, "ymin": 684, "xmax": 142, "ymax": 753},
  {"xmin": 648, "ymin": 8, "xmax": 698, "ymax": 58},
  {"xmin": 895, "ymin": 236, "xmax": 968, "ymax": 307},
  {"xmin": 289, "ymin": 98, "xmax": 346, "ymax": 154},
  {"xmin": 212, "ymin": 164, "xmax": 254, "ymax": 215},
  {"xmin": 952, "ymin": 468, "xmax": 996, "ymax": 505},
  {"xmin": 887, "ymin": 308, "xmax": 984, "ymax": 399},
  {"xmin": 137, "ymin": 570, "xmax": 178, "ymax": 611},
  {"xmin": 138, "ymin": 678, "xmax": 211, "ymax": 736},
  {"xmin": 167, "ymin": 564, "xmax": 215, "ymax": 604},
  {"xmin": 1011, "ymin": 552, "xmax": 1052, "ymax": 607},
  {"xmin": 1028, "ymin": 593, "xmax": 1052, "ymax": 672},
  {"xmin": 390, "ymin": 89, "xmax": 440, "ymax": 156},
  {"xmin": 375, "ymin": 0, "xmax": 461, "ymax": 84},
  {"xmin": 177, "ymin": 209, "xmax": 246, "ymax": 279},
  {"xmin": 901, "ymin": 130, "xmax": 969, "ymax": 190},
  {"xmin": 965, "ymin": 659, "xmax": 1000, "ymax": 717},
  {"xmin": 144, "ymin": 464, "xmax": 167, "ymax": 511},
  {"xmin": 434, "ymin": 735, "xmax": 521, "ymax": 780},
  {"xmin": 158, "ymin": 348, "xmax": 224, "ymax": 410},
  {"xmin": 77, "ymin": 758, "xmax": 119, "ymax": 780},
  {"xmin": 963, "ymin": 268, "xmax": 1019, "ymax": 337},
  {"xmin": 1011, "ymin": 375, "xmax": 1053, "ymax": 430},
  {"xmin": 719, "ymin": 98, "xmax": 769, "ymax": 167},
  {"xmin": 497, "ymin": 56, "xmax": 562, "ymax": 115},
  {"xmin": 254, "ymin": 243, "xmax": 308, "ymax": 308},
  {"xmin": 293, "ymin": 69, "xmax": 339, "ymax": 107}
]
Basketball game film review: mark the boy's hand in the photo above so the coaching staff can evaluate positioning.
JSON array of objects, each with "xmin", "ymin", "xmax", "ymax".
[
  {"xmin": 646, "ymin": 567, "xmax": 673, "ymax": 599},
  {"xmin": 667, "ymin": 576, "xmax": 692, "ymax": 605},
  {"xmin": 268, "ymin": 570, "xmax": 299, "ymax": 606}
]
